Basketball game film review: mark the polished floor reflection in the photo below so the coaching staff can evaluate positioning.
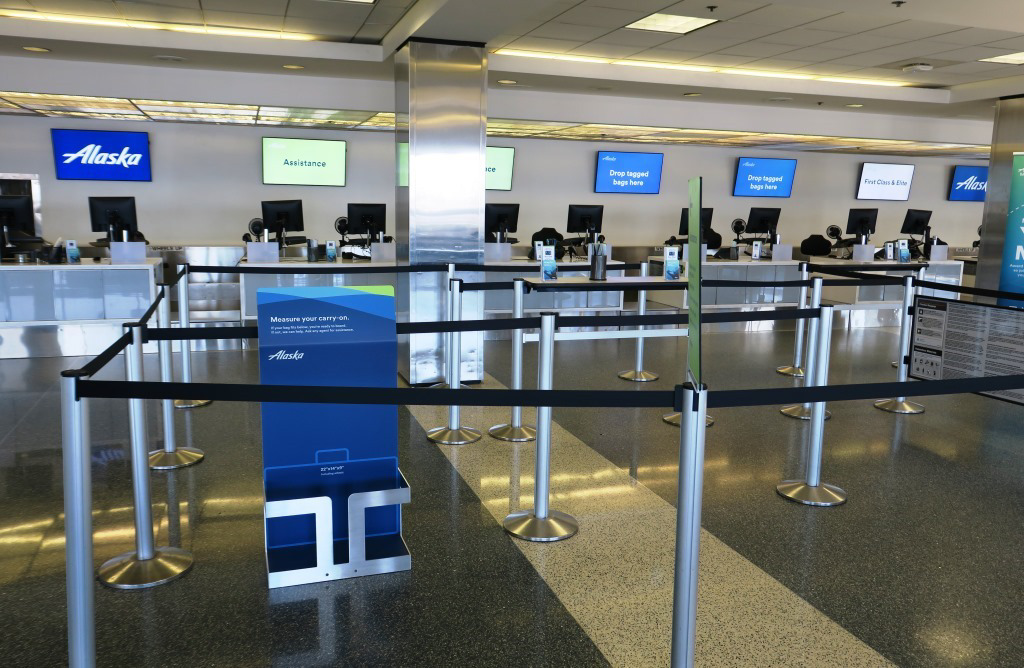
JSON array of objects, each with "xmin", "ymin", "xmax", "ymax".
[{"xmin": 1, "ymin": 325, "xmax": 1022, "ymax": 666}]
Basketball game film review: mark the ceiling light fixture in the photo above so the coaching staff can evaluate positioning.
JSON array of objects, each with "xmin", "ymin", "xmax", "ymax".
[
  {"xmin": 980, "ymin": 52, "xmax": 1024, "ymax": 65},
  {"xmin": 845, "ymin": 103, "xmax": 865, "ymax": 108},
  {"xmin": 494, "ymin": 49, "xmax": 610, "ymax": 64},
  {"xmin": 625, "ymin": 13, "xmax": 717, "ymax": 34},
  {"xmin": 0, "ymin": 9, "xmax": 315, "ymax": 40},
  {"xmin": 21, "ymin": 46, "xmax": 50, "ymax": 53},
  {"xmin": 818, "ymin": 76, "xmax": 906, "ymax": 87},
  {"xmin": 496, "ymin": 79, "xmax": 518, "ymax": 85},
  {"xmin": 719, "ymin": 69, "xmax": 815, "ymax": 80},
  {"xmin": 282, "ymin": 64, "xmax": 304, "ymax": 69},
  {"xmin": 612, "ymin": 60, "xmax": 715, "ymax": 73},
  {"xmin": 682, "ymin": 92, "xmax": 701, "ymax": 96}
]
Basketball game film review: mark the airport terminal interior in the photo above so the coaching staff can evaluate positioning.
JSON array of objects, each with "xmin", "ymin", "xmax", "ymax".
[{"xmin": 2, "ymin": 0, "xmax": 1024, "ymax": 666}]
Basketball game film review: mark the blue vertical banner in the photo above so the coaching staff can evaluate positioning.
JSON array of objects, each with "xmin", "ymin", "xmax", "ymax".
[
  {"xmin": 257, "ymin": 286, "xmax": 409, "ymax": 587},
  {"xmin": 998, "ymin": 154, "xmax": 1024, "ymax": 307}
]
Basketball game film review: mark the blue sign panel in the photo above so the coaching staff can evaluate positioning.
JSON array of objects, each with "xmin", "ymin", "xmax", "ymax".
[
  {"xmin": 949, "ymin": 165, "xmax": 988, "ymax": 202},
  {"xmin": 733, "ymin": 157, "xmax": 797, "ymax": 197},
  {"xmin": 595, "ymin": 151, "xmax": 664, "ymax": 194},
  {"xmin": 257, "ymin": 286, "xmax": 404, "ymax": 582},
  {"xmin": 51, "ymin": 129, "xmax": 152, "ymax": 181}
]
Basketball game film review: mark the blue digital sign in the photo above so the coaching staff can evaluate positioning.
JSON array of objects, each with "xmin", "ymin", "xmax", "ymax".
[
  {"xmin": 733, "ymin": 157, "xmax": 797, "ymax": 198},
  {"xmin": 595, "ymin": 151, "xmax": 663, "ymax": 194},
  {"xmin": 949, "ymin": 165, "xmax": 988, "ymax": 202},
  {"xmin": 51, "ymin": 129, "xmax": 152, "ymax": 181}
]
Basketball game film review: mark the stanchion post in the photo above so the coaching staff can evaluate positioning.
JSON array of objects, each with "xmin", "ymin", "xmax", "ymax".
[
  {"xmin": 504, "ymin": 313, "xmax": 579, "ymax": 542},
  {"xmin": 427, "ymin": 279, "xmax": 481, "ymax": 445},
  {"xmin": 875, "ymin": 273, "xmax": 925, "ymax": 414},
  {"xmin": 670, "ymin": 382, "xmax": 708, "ymax": 668},
  {"xmin": 777, "ymin": 262, "xmax": 809, "ymax": 377},
  {"xmin": 97, "ymin": 323, "xmax": 194, "ymax": 588},
  {"xmin": 777, "ymin": 306, "xmax": 847, "ymax": 506},
  {"xmin": 61, "ymin": 372, "xmax": 94, "ymax": 668},
  {"xmin": 149, "ymin": 288, "xmax": 204, "ymax": 469},
  {"xmin": 174, "ymin": 264, "xmax": 210, "ymax": 409},
  {"xmin": 620, "ymin": 261, "xmax": 659, "ymax": 382},
  {"xmin": 780, "ymin": 276, "xmax": 831, "ymax": 421},
  {"xmin": 489, "ymin": 278, "xmax": 537, "ymax": 442}
]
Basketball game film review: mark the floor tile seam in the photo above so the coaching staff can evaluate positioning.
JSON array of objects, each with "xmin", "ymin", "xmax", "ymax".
[{"xmin": 407, "ymin": 376, "xmax": 891, "ymax": 665}]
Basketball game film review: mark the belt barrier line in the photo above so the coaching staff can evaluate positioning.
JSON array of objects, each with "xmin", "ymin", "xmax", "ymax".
[
  {"xmin": 64, "ymin": 331, "xmax": 133, "ymax": 379},
  {"xmin": 913, "ymin": 277, "xmax": 1024, "ymax": 303},
  {"xmin": 705, "ymin": 373, "xmax": 1024, "ymax": 410},
  {"xmin": 807, "ymin": 262, "xmax": 929, "ymax": 275},
  {"xmin": 134, "ymin": 287, "xmax": 164, "ymax": 327},
  {"xmin": 74, "ymin": 379, "xmax": 679, "ymax": 409},
  {"xmin": 460, "ymin": 281, "xmax": 516, "ymax": 292},
  {"xmin": 453, "ymin": 262, "xmax": 642, "ymax": 273},
  {"xmin": 187, "ymin": 263, "xmax": 450, "ymax": 275}
]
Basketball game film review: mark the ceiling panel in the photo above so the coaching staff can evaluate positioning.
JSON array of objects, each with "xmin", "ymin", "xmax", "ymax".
[
  {"xmin": 729, "ymin": 5, "xmax": 837, "ymax": 28},
  {"xmin": 775, "ymin": 46, "xmax": 857, "ymax": 62},
  {"xmin": 506, "ymin": 36, "xmax": 586, "ymax": 53},
  {"xmin": 715, "ymin": 41, "xmax": 797, "ymax": 58},
  {"xmin": 527, "ymin": 22, "xmax": 612, "ymax": 42},
  {"xmin": 865, "ymin": 20, "xmax": 964, "ymax": 41},
  {"xmin": 659, "ymin": 1, "xmax": 766, "ymax": 22},
  {"xmin": 202, "ymin": 10, "xmax": 283, "ymax": 30},
  {"xmin": 579, "ymin": 0, "xmax": 677, "ymax": 12},
  {"xmin": 930, "ymin": 27, "xmax": 1024, "ymax": 45},
  {"xmin": 759, "ymin": 28, "xmax": 848, "ymax": 47},
  {"xmin": 201, "ymin": 0, "xmax": 285, "ymax": 13},
  {"xmin": 28, "ymin": 0, "xmax": 120, "ymax": 17},
  {"xmin": 984, "ymin": 36, "xmax": 1024, "ymax": 50},
  {"xmin": 627, "ymin": 48, "xmax": 701, "ymax": 62},
  {"xmin": 114, "ymin": 2, "xmax": 202, "ymax": 24},
  {"xmin": 799, "ymin": 13, "xmax": 900, "ymax": 34},
  {"xmin": 682, "ymin": 20, "xmax": 780, "ymax": 41},
  {"xmin": 819, "ymin": 33, "xmax": 908, "ymax": 51},
  {"xmin": 592, "ymin": 28, "xmax": 680, "ymax": 47},
  {"xmin": 928, "ymin": 46, "xmax": 1019, "ymax": 62},
  {"xmin": 0, "ymin": 1, "xmax": 36, "ymax": 9},
  {"xmin": 686, "ymin": 54, "xmax": 758, "ymax": 66},
  {"xmin": 554, "ymin": 6, "xmax": 648, "ymax": 29},
  {"xmin": 570, "ymin": 43, "xmax": 643, "ymax": 59},
  {"xmin": 743, "ymin": 58, "xmax": 812, "ymax": 70},
  {"xmin": 285, "ymin": 0, "xmax": 372, "ymax": 22}
]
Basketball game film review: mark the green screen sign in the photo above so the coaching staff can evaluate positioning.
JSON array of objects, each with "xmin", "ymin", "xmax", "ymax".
[{"xmin": 262, "ymin": 137, "xmax": 347, "ymax": 186}]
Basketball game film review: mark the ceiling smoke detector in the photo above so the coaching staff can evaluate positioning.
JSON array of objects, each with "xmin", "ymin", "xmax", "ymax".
[{"xmin": 902, "ymin": 62, "xmax": 933, "ymax": 72}]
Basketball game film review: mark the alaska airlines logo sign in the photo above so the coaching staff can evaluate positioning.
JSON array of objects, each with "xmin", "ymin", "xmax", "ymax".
[
  {"xmin": 267, "ymin": 350, "xmax": 304, "ymax": 361},
  {"xmin": 62, "ymin": 144, "xmax": 143, "ymax": 168},
  {"xmin": 51, "ymin": 129, "xmax": 152, "ymax": 181},
  {"xmin": 949, "ymin": 166, "xmax": 988, "ymax": 202}
]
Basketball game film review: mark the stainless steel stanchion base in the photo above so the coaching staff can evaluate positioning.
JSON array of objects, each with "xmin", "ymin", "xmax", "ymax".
[
  {"xmin": 427, "ymin": 427, "xmax": 482, "ymax": 445},
  {"xmin": 429, "ymin": 382, "xmax": 471, "ymax": 390},
  {"xmin": 776, "ymin": 481, "xmax": 847, "ymax": 507},
  {"xmin": 873, "ymin": 398, "xmax": 924, "ymax": 414},
  {"xmin": 173, "ymin": 399, "xmax": 212, "ymax": 409},
  {"xmin": 97, "ymin": 547, "xmax": 194, "ymax": 589},
  {"xmin": 662, "ymin": 412, "xmax": 714, "ymax": 428},
  {"xmin": 148, "ymin": 447, "xmax": 204, "ymax": 470},
  {"xmin": 776, "ymin": 365, "xmax": 805, "ymax": 377},
  {"xmin": 618, "ymin": 370, "xmax": 659, "ymax": 382},
  {"xmin": 780, "ymin": 404, "xmax": 832, "ymax": 420},
  {"xmin": 503, "ymin": 510, "xmax": 578, "ymax": 542},
  {"xmin": 488, "ymin": 424, "xmax": 537, "ymax": 442}
]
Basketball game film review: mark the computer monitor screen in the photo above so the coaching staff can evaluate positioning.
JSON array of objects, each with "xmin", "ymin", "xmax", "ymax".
[
  {"xmin": 949, "ymin": 165, "xmax": 987, "ymax": 202},
  {"xmin": 262, "ymin": 138, "xmax": 346, "ymax": 187},
  {"xmin": 733, "ymin": 157, "xmax": 797, "ymax": 198},
  {"xmin": 261, "ymin": 200, "xmax": 304, "ymax": 233},
  {"xmin": 745, "ymin": 207, "xmax": 782, "ymax": 235},
  {"xmin": 486, "ymin": 147, "xmax": 515, "ymax": 191},
  {"xmin": 845, "ymin": 208, "xmax": 879, "ymax": 236},
  {"xmin": 0, "ymin": 196, "xmax": 36, "ymax": 237},
  {"xmin": 900, "ymin": 209, "xmax": 933, "ymax": 235},
  {"xmin": 594, "ymin": 151, "xmax": 664, "ymax": 194},
  {"xmin": 347, "ymin": 203, "xmax": 386, "ymax": 237},
  {"xmin": 485, "ymin": 203, "xmax": 519, "ymax": 236},
  {"xmin": 567, "ymin": 204, "xmax": 604, "ymax": 234},
  {"xmin": 679, "ymin": 208, "xmax": 713, "ymax": 236},
  {"xmin": 88, "ymin": 196, "xmax": 139, "ymax": 239},
  {"xmin": 857, "ymin": 162, "xmax": 914, "ymax": 200}
]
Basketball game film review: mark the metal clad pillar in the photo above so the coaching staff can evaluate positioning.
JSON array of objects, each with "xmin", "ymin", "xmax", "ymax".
[
  {"xmin": 395, "ymin": 39, "xmax": 487, "ymax": 385},
  {"xmin": 977, "ymin": 96, "xmax": 1024, "ymax": 291}
]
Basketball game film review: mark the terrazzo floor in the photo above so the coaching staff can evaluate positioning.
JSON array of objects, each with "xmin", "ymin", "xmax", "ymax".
[{"xmin": 0, "ymin": 324, "xmax": 1022, "ymax": 666}]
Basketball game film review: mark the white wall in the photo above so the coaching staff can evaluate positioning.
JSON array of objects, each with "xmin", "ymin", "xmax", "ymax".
[
  {"xmin": 488, "ymin": 137, "xmax": 986, "ymax": 248},
  {"xmin": 1, "ymin": 114, "xmax": 985, "ymax": 248},
  {"xmin": 0, "ymin": 115, "xmax": 396, "ymax": 245}
]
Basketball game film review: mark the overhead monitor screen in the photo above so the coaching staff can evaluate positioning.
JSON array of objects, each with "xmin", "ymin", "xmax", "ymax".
[
  {"xmin": 486, "ymin": 146, "xmax": 515, "ymax": 191},
  {"xmin": 733, "ymin": 157, "xmax": 797, "ymax": 197},
  {"xmin": 948, "ymin": 165, "xmax": 987, "ymax": 202},
  {"xmin": 51, "ymin": 129, "xmax": 152, "ymax": 181},
  {"xmin": 594, "ymin": 151, "xmax": 664, "ymax": 194},
  {"xmin": 262, "ymin": 137, "xmax": 347, "ymax": 186},
  {"xmin": 857, "ymin": 162, "xmax": 914, "ymax": 201}
]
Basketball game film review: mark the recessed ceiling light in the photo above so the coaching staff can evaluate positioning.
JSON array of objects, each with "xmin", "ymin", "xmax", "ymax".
[
  {"xmin": 283, "ymin": 64, "xmax": 304, "ymax": 69},
  {"xmin": 21, "ymin": 46, "xmax": 50, "ymax": 52},
  {"xmin": 682, "ymin": 92, "xmax": 701, "ymax": 97},
  {"xmin": 626, "ymin": 13, "xmax": 717, "ymax": 35},
  {"xmin": 980, "ymin": 52, "xmax": 1024, "ymax": 65},
  {"xmin": 497, "ymin": 79, "xmax": 517, "ymax": 85},
  {"xmin": 845, "ymin": 103, "xmax": 864, "ymax": 108}
]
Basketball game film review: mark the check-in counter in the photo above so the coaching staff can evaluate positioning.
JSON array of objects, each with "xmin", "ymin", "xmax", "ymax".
[
  {"xmin": 0, "ymin": 258, "xmax": 159, "ymax": 358},
  {"xmin": 646, "ymin": 255, "xmax": 803, "ymax": 309}
]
